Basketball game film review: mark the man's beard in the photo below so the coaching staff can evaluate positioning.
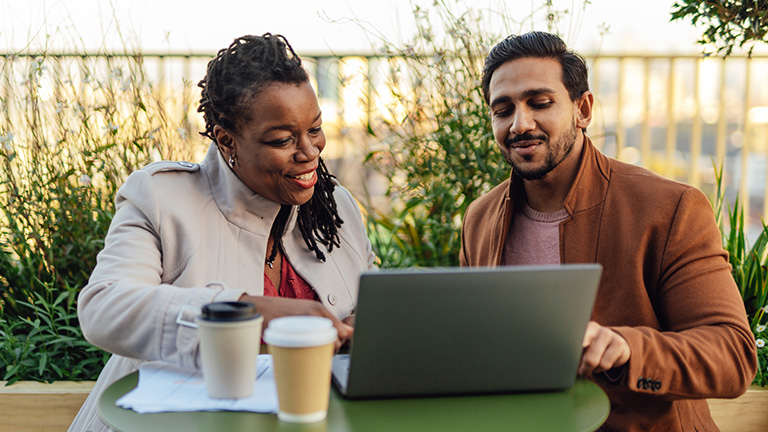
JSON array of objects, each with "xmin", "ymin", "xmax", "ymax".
[{"xmin": 504, "ymin": 122, "xmax": 579, "ymax": 181}]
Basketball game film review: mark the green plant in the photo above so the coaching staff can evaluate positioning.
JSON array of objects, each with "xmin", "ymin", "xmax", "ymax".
[
  {"xmin": 671, "ymin": 0, "xmax": 768, "ymax": 56},
  {"xmin": 0, "ymin": 283, "xmax": 110, "ymax": 384},
  {"xmin": 0, "ymin": 50, "xmax": 203, "ymax": 382},
  {"xmin": 360, "ymin": 0, "xmax": 594, "ymax": 268},
  {"xmin": 712, "ymin": 164, "xmax": 768, "ymax": 386},
  {"xmin": 362, "ymin": 2, "xmax": 509, "ymax": 267}
]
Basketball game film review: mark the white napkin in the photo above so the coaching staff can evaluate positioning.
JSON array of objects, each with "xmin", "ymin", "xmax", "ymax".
[{"xmin": 116, "ymin": 354, "xmax": 279, "ymax": 414}]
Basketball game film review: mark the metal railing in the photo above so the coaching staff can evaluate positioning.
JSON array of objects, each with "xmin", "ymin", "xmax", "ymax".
[{"xmin": 2, "ymin": 51, "xmax": 767, "ymax": 226}]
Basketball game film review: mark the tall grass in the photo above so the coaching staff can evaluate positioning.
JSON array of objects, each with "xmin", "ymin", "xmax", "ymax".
[
  {"xmin": 362, "ymin": 2, "xmax": 509, "ymax": 267},
  {"xmin": 0, "ymin": 51, "xmax": 204, "ymax": 383},
  {"xmin": 713, "ymin": 164, "xmax": 768, "ymax": 386}
]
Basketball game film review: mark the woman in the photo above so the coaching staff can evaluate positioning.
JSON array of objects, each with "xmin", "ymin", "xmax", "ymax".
[{"xmin": 69, "ymin": 33, "xmax": 376, "ymax": 432}]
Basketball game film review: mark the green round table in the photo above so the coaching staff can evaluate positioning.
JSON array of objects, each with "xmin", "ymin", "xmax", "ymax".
[{"xmin": 99, "ymin": 372, "xmax": 609, "ymax": 432}]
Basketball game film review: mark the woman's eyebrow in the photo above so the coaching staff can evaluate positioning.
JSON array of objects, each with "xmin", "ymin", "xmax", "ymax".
[{"xmin": 263, "ymin": 112, "xmax": 323, "ymax": 133}]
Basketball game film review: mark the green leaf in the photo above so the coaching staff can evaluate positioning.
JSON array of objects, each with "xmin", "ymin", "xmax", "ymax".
[{"xmin": 38, "ymin": 352, "xmax": 48, "ymax": 376}]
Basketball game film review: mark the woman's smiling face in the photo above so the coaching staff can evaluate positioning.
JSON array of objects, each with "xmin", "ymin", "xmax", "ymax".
[{"xmin": 215, "ymin": 81, "xmax": 326, "ymax": 205}]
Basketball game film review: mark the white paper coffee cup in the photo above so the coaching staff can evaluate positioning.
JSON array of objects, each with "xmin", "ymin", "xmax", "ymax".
[
  {"xmin": 196, "ymin": 302, "xmax": 263, "ymax": 399},
  {"xmin": 263, "ymin": 316, "xmax": 338, "ymax": 423}
]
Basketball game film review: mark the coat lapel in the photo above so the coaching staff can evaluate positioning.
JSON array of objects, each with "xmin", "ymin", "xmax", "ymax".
[{"xmin": 561, "ymin": 137, "xmax": 611, "ymax": 264}]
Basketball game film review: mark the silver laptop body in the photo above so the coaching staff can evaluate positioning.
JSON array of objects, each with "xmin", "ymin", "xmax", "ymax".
[{"xmin": 332, "ymin": 264, "xmax": 602, "ymax": 399}]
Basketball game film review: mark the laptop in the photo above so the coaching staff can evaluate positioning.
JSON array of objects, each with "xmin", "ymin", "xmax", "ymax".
[{"xmin": 332, "ymin": 264, "xmax": 602, "ymax": 399}]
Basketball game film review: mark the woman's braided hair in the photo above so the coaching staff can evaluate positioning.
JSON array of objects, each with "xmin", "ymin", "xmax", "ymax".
[{"xmin": 197, "ymin": 33, "xmax": 343, "ymax": 262}]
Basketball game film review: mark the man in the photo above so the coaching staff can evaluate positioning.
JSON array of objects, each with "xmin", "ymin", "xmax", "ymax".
[{"xmin": 460, "ymin": 31, "xmax": 757, "ymax": 431}]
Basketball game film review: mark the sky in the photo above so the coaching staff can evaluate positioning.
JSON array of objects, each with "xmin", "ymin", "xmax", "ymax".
[{"xmin": 1, "ymin": 0, "xmax": 754, "ymax": 56}]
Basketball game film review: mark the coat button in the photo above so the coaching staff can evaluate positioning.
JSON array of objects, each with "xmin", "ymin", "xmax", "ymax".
[
  {"xmin": 327, "ymin": 294, "xmax": 338, "ymax": 306},
  {"xmin": 178, "ymin": 161, "xmax": 193, "ymax": 168}
]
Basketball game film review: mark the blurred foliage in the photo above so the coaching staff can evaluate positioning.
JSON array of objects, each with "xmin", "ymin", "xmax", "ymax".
[
  {"xmin": 0, "ymin": 51, "xmax": 203, "ymax": 382},
  {"xmin": 362, "ymin": 1, "xmax": 509, "ymax": 267},
  {"xmin": 671, "ymin": 0, "xmax": 768, "ymax": 56}
]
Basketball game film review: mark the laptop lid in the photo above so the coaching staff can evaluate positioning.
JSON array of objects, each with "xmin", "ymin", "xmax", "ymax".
[{"xmin": 333, "ymin": 264, "xmax": 602, "ymax": 399}]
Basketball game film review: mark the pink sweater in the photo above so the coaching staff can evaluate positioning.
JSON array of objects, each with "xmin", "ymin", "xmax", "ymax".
[{"xmin": 501, "ymin": 201, "xmax": 568, "ymax": 265}]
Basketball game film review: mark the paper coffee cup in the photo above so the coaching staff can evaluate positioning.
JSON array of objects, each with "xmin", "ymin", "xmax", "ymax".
[
  {"xmin": 196, "ymin": 301, "xmax": 263, "ymax": 399},
  {"xmin": 263, "ymin": 316, "xmax": 338, "ymax": 423}
]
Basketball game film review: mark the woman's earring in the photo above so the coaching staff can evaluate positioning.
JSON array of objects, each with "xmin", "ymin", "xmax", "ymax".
[{"xmin": 228, "ymin": 154, "xmax": 236, "ymax": 168}]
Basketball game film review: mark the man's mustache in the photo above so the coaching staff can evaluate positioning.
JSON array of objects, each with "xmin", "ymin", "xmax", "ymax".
[{"xmin": 504, "ymin": 133, "xmax": 548, "ymax": 148}]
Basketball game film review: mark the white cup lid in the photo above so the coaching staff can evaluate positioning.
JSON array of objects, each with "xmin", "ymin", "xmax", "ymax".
[{"xmin": 263, "ymin": 316, "xmax": 338, "ymax": 347}]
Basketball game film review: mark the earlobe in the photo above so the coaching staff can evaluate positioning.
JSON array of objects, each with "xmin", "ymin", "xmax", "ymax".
[
  {"xmin": 575, "ymin": 91, "xmax": 594, "ymax": 129},
  {"xmin": 213, "ymin": 125, "xmax": 235, "ymax": 158}
]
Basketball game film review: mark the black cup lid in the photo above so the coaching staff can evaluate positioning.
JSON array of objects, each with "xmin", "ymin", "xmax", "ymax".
[{"xmin": 200, "ymin": 301, "xmax": 259, "ymax": 322}]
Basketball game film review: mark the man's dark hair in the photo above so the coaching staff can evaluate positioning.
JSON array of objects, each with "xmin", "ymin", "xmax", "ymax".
[
  {"xmin": 197, "ymin": 33, "xmax": 343, "ymax": 263},
  {"xmin": 481, "ymin": 31, "xmax": 589, "ymax": 104}
]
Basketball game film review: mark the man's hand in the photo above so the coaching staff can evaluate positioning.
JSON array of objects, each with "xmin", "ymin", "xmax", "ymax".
[
  {"xmin": 238, "ymin": 295, "xmax": 354, "ymax": 349},
  {"xmin": 579, "ymin": 321, "xmax": 630, "ymax": 377}
]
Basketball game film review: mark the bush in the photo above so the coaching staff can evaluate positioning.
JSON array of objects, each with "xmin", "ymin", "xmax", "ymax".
[
  {"xmin": 0, "ymin": 284, "xmax": 109, "ymax": 384},
  {"xmin": 363, "ymin": 2, "xmax": 510, "ymax": 268},
  {"xmin": 0, "ymin": 51, "xmax": 203, "ymax": 382}
]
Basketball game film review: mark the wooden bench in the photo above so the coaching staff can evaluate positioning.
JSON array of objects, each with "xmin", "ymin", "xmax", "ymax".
[
  {"xmin": 708, "ymin": 386, "xmax": 768, "ymax": 432},
  {"xmin": 0, "ymin": 381, "xmax": 94, "ymax": 432}
]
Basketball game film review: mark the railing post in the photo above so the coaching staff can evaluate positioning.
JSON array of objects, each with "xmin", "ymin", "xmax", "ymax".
[
  {"xmin": 666, "ymin": 58, "xmax": 677, "ymax": 180},
  {"xmin": 616, "ymin": 57, "xmax": 626, "ymax": 159},
  {"xmin": 588, "ymin": 56, "xmax": 604, "ymax": 151},
  {"xmin": 741, "ymin": 58, "xmax": 752, "ymax": 226},
  {"xmin": 641, "ymin": 58, "xmax": 651, "ymax": 168},
  {"xmin": 715, "ymin": 58, "xmax": 727, "ymax": 174},
  {"xmin": 691, "ymin": 58, "xmax": 702, "ymax": 188}
]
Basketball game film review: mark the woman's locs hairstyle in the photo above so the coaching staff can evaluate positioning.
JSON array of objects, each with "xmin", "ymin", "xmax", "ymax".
[
  {"xmin": 196, "ymin": 33, "xmax": 344, "ymax": 262},
  {"xmin": 197, "ymin": 33, "xmax": 308, "ymax": 140}
]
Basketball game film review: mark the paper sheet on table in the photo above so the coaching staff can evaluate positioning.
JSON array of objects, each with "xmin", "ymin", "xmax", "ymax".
[{"xmin": 116, "ymin": 354, "xmax": 279, "ymax": 414}]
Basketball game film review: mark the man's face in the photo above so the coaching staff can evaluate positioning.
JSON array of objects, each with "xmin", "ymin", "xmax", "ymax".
[{"xmin": 488, "ymin": 57, "xmax": 590, "ymax": 180}]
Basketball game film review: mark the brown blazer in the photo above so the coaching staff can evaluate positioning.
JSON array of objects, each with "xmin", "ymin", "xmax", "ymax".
[{"xmin": 460, "ymin": 137, "xmax": 757, "ymax": 431}]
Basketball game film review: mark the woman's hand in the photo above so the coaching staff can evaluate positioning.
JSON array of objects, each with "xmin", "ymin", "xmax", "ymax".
[
  {"xmin": 578, "ymin": 321, "xmax": 630, "ymax": 377},
  {"xmin": 342, "ymin": 314, "xmax": 355, "ymax": 327},
  {"xmin": 239, "ymin": 294, "xmax": 353, "ymax": 349}
]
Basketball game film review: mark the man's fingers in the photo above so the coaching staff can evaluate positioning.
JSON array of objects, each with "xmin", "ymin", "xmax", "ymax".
[
  {"xmin": 579, "ymin": 331, "xmax": 609, "ymax": 376},
  {"xmin": 579, "ymin": 322, "xmax": 631, "ymax": 377},
  {"xmin": 582, "ymin": 321, "xmax": 600, "ymax": 347},
  {"xmin": 594, "ymin": 341, "xmax": 628, "ymax": 373}
]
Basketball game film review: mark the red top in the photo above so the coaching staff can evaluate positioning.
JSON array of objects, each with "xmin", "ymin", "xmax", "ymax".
[{"xmin": 263, "ymin": 254, "xmax": 319, "ymax": 301}]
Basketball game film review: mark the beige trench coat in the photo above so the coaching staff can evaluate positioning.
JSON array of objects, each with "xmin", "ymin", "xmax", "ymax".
[{"xmin": 69, "ymin": 143, "xmax": 376, "ymax": 432}]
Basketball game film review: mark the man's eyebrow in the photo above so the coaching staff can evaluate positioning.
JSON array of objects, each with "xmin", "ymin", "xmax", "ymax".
[
  {"xmin": 521, "ymin": 87, "xmax": 556, "ymax": 98},
  {"xmin": 489, "ymin": 95, "xmax": 512, "ymax": 108},
  {"xmin": 489, "ymin": 87, "xmax": 556, "ymax": 108}
]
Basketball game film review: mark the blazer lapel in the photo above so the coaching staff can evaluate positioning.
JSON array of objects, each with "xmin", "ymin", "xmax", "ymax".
[{"xmin": 560, "ymin": 137, "xmax": 610, "ymax": 264}]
